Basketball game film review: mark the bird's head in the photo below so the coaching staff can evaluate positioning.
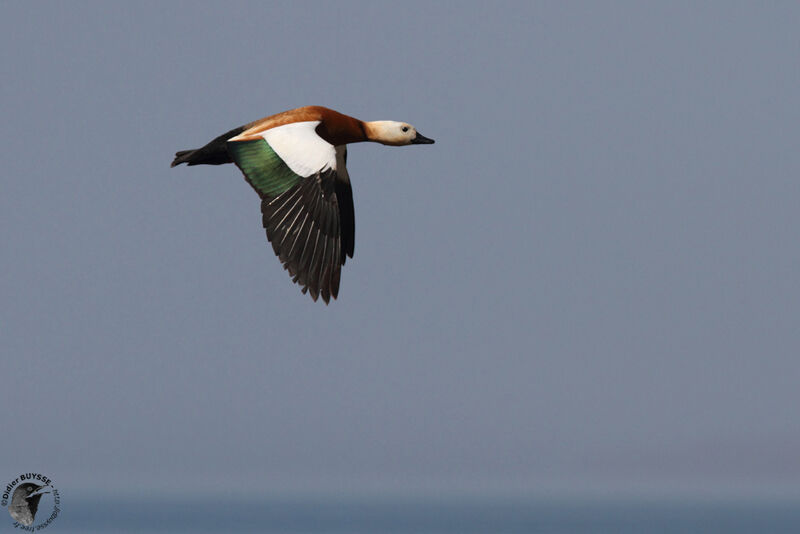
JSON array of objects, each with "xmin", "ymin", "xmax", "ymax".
[
  {"xmin": 365, "ymin": 120, "xmax": 435, "ymax": 146},
  {"xmin": 12, "ymin": 484, "xmax": 50, "ymax": 504}
]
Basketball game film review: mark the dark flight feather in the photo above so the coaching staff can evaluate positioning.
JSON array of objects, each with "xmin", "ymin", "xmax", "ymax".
[{"xmin": 260, "ymin": 168, "xmax": 353, "ymax": 303}]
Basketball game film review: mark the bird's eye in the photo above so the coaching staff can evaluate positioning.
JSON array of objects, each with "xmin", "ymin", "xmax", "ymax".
[{"xmin": 402, "ymin": 126, "xmax": 409, "ymax": 132}]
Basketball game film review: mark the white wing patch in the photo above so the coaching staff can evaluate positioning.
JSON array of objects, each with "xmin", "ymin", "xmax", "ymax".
[{"xmin": 261, "ymin": 121, "xmax": 336, "ymax": 178}]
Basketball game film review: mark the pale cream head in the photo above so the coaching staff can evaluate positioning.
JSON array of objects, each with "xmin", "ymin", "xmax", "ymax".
[{"xmin": 364, "ymin": 120, "xmax": 435, "ymax": 146}]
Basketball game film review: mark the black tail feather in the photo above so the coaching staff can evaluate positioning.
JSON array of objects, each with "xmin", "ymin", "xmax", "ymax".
[
  {"xmin": 170, "ymin": 125, "xmax": 246, "ymax": 168},
  {"xmin": 171, "ymin": 150, "xmax": 196, "ymax": 167}
]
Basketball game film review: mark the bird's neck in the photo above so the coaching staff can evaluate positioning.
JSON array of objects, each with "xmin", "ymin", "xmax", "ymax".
[
  {"xmin": 363, "ymin": 121, "xmax": 400, "ymax": 145},
  {"xmin": 313, "ymin": 110, "xmax": 369, "ymax": 146}
]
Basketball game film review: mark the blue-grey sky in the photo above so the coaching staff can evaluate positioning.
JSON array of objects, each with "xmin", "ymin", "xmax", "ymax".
[{"xmin": 2, "ymin": 1, "xmax": 799, "ymax": 497}]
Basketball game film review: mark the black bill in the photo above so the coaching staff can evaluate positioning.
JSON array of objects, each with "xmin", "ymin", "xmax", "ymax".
[{"xmin": 411, "ymin": 132, "xmax": 435, "ymax": 144}]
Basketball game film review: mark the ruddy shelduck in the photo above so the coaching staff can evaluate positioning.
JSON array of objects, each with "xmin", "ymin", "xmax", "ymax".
[{"xmin": 171, "ymin": 106, "xmax": 434, "ymax": 303}]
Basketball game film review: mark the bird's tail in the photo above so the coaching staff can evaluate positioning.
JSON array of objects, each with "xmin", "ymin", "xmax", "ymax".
[
  {"xmin": 171, "ymin": 149, "xmax": 197, "ymax": 167},
  {"xmin": 170, "ymin": 125, "xmax": 247, "ymax": 168}
]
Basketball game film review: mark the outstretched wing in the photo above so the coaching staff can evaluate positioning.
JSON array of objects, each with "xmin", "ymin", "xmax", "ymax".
[{"xmin": 227, "ymin": 121, "xmax": 354, "ymax": 303}]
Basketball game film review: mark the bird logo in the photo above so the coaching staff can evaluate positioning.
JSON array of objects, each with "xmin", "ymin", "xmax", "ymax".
[
  {"xmin": 8, "ymin": 483, "xmax": 50, "ymax": 526},
  {"xmin": 2, "ymin": 474, "xmax": 60, "ymax": 530}
]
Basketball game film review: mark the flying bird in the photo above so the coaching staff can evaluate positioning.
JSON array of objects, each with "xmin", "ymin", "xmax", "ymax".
[
  {"xmin": 8, "ymin": 483, "xmax": 49, "ymax": 526},
  {"xmin": 171, "ymin": 106, "xmax": 434, "ymax": 303}
]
